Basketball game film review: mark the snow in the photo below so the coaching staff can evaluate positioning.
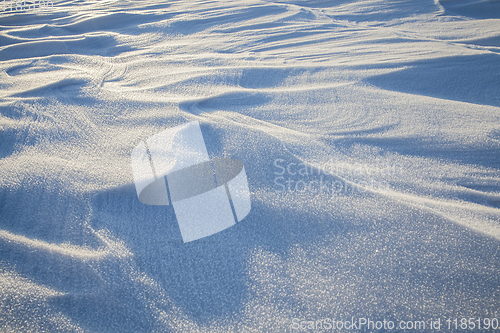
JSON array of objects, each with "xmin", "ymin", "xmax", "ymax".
[{"xmin": 1, "ymin": 0, "xmax": 499, "ymax": 332}]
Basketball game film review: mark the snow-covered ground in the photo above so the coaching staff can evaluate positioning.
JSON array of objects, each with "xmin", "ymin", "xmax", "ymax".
[{"xmin": 1, "ymin": 0, "xmax": 500, "ymax": 332}]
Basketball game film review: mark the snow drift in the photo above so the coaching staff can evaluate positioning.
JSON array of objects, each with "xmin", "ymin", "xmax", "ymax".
[{"xmin": 1, "ymin": 0, "xmax": 500, "ymax": 332}]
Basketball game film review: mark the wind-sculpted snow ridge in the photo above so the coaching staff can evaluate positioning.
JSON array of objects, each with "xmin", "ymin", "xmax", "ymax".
[
  {"xmin": 1, "ymin": 0, "xmax": 500, "ymax": 332},
  {"xmin": 438, "ymin": 0, "xmax": 500, "ymax": 19}
]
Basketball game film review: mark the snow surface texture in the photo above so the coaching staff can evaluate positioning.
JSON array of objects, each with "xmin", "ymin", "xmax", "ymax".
[{"xmin": 1, "ymin": 0, "xmax": 500, "ymax": 332}]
